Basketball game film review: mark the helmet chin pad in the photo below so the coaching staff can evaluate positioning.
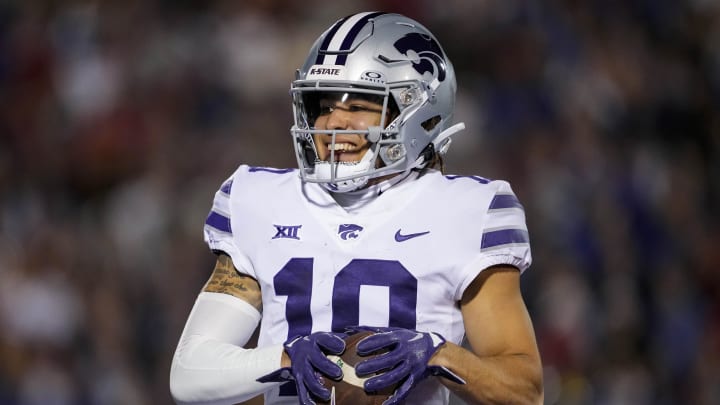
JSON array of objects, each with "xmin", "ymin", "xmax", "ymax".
[
  {"xmin": 314, "ymin": 148, "xmax": 376, "ymax": 193},
  {"xmin": 320, "ymin": 171, "xmax": 369, "ymax": 193}
]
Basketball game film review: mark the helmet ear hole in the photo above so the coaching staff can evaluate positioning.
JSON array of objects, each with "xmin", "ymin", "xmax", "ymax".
[
  {"xmin": 421, "ymin": 116, "xmax": 441, "ymax": 132},
  {"xmin": 417, "ymin": 143, "xmax": 437, "ymax": 167}
]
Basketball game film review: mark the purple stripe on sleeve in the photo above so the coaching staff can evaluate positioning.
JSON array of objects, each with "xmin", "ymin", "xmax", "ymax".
[
  {"xmin": 489, "ymin": 194, "xmax": 523, "ymax": 210},
  {"xmin": 220, "ymin": 180, "xmax": 233, "ymax": 195},
  {"xmin": 206, "ymin": 211, "xmax": 232, "ymax": 233},
  {"xmin": 481, "ymin": 229, "xmax": 529, "ymax": 250},
  {"xmin": 248, "ymin": 167, "xmax": 294, "ymax": 174},
  {"xmin": 445, "ymin": 175, "xmax": 491, "ymax": 184}
]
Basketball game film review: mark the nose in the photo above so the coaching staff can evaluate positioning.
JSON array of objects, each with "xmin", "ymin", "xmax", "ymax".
[{"xmin": 324, "ymin": 107, "xmax": 349, "ymax": 130}]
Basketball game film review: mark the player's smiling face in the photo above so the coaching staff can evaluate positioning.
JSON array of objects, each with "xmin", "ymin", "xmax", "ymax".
[{"xmin": 313, "ymin": 92, "xmax": 385, "ymax": 163}]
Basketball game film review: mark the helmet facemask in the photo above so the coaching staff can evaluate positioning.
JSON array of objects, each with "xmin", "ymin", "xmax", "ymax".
[{"xmin": 291, "ymin": 84, "xmax": 407, "ymax": 192}]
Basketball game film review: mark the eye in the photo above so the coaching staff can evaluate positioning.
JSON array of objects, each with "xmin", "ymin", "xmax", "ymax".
[
  {"xmin": 348, "ymin": 104, "xmax": 368, "ymax": 112},
  {"xmin": 348, "ymin": 104, "xmax": 382, "ymax": 113}
]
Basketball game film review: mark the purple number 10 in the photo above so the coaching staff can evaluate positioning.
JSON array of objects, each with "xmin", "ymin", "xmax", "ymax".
[{"xmin": 274, "ymin": 258, "xmax": 418, "ymax": 339}]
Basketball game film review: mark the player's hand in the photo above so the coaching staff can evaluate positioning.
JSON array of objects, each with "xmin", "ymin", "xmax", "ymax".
[
  {"xmin": 257, "ymin": 332, "xmax": 346, "ymax": 405},
  {"xmin": 354, "ymin": 327, "xmax": 465, "ymax": 405}
]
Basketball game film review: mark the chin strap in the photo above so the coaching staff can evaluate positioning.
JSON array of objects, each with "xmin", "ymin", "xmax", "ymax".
[
  {"xmin": 412, "ymin": 122, "xmax": 466, "ymax": 169},
  {"xmin": 433, "ymin": 122, "xmax": 465, "ymax": 155}
]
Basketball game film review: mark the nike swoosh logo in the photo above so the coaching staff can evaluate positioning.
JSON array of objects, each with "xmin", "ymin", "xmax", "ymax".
[{"xmin": 394, "ymin": 229, "xmax": 430, "ymax": 242}]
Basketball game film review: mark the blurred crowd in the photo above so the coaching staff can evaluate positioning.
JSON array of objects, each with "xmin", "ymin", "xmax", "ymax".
[{"xmin": 0, "ymin": 0, "xmax": 718, "ymax": 404}]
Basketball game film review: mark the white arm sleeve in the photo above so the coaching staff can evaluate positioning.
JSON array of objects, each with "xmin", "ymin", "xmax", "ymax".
[{"xmin": 170, "ymin": 292, "xmax": 284, "ymax": 404}]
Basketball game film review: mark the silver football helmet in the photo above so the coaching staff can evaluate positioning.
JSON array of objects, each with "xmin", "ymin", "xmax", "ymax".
[{"xmin": 291, "ymin": 12, "xmax": 465, "ymax": 192}]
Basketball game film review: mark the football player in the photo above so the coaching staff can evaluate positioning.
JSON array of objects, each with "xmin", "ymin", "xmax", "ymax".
[{"xmin": 170, "ymin": 12, "xmax": 543, "ymax": 405}]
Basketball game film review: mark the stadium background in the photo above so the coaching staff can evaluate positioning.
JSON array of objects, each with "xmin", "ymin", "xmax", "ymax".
[{"xmin": 0, "ymin": 1, "xmax": 718, "ymax": 404}]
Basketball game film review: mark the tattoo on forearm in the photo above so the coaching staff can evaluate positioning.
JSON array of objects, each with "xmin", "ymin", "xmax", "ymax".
[{"xmin": 203, "ymin": 255, "xmax": 263, "ymax": 311}]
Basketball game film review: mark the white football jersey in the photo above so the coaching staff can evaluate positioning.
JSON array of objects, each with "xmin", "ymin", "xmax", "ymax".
[{"xmin": 203, "ymin": 165, "xmax": 532, "ymax": 404}]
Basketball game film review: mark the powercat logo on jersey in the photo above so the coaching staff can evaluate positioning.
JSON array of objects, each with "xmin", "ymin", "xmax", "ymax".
[
  {"xmin": 338, "ymin": 224, "xmax": 363, "ymax": 240},
  {"xmin": 307, "ymin": 65, "xmax": 346, "ymax": 80}
]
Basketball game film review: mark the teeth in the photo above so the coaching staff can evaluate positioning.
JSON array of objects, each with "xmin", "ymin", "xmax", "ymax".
[{"xmin": 329, "ymin": 143, "xmax": 358, "ymax": 152}]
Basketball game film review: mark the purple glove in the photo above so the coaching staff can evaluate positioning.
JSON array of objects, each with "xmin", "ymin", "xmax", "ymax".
[
  {"xmin": 257, "ymin": 332, "xmax": 346, "ymax": 404},
  {"xmin": 355, "ymin": 328, "xmax": 465, "ymax": 405}
]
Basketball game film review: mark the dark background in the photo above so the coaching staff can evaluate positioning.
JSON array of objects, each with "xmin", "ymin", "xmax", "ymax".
[{"xmin": 0, "ymin": 1, "xmax": 718, "ymax": 404}]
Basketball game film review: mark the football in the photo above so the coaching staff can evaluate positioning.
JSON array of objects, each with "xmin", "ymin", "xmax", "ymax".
[{"xmin": 319, "ymin": 331, "xmax": 396, "ymax": 404}]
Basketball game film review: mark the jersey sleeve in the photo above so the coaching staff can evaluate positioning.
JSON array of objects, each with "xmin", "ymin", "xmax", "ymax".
[
  {"xmin": 455, "ymin": 180, "xmax": 532, "ymax": 300},
  {"xmin": 202, "ymin": 169, "xmax": 255, "ymax": 277}
]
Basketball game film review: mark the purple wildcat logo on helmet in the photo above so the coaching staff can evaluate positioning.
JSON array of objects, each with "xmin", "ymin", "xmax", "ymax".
[
  {"xmin": 338, "ymin": 224, "xmax": 364, "ymax": 240},
  {"xmin": 393, "ymin": 33, "xmax": 447, "ymax": 82}
]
